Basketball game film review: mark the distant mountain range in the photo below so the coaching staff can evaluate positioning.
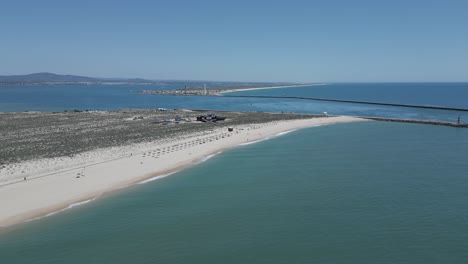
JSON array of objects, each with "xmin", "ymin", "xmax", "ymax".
[{"xmin": 0, "ymin": 72, "xmax": 157, "ymax": 84}]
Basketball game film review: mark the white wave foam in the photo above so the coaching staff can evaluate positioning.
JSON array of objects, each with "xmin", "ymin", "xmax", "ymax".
[
  {"xmin": 275, "ymin": 129, "xmax": 297, "ymax": 136},
  {"xmin": 140, "ymin": 152, "xmax": 223, "ymax": 185},
  {"xmin": 197, "ymin": 151, "xmax": 223, "ymax": 163},
  {"xmin": 239, "ymin": 138, "xmax": 270, "ymax": 146},
  {"xmin": 199, "ymin": 154, "xmax": 216, "ymax": 162},
  {"xmin": 25, "ymin": 198, "xmax": 96, "ymax": 223},
  {"xmin": 137, "ymin": 172, "xmax": 178, "ymax": 184},
  {"xmin": 240, "ymin": 129, "xmax": 298, "ymax": 147}
]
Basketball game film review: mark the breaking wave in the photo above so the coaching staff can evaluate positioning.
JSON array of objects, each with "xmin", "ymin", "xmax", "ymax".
[
  {"xmin": 25, "ymin": 198, "xmax": 96, "ymax": 223},
  {"xmin": 137, "ymin": 172, "xmax": 179, "ymax": 184}
]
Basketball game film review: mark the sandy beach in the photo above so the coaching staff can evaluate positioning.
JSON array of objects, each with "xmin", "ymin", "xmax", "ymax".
[
  {"xmin": 219, "ymin": 83, "xmax": 326, "ymax": 94},
  {"xmin": 137, "ymin": 83, "xmax": 324, "ymax": 96},
  {"xmin": 0, "ymin": 114, "xmax": 363, "ymax": 227}
]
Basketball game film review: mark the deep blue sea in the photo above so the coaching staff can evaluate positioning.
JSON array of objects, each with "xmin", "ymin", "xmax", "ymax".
[
  {"xmin": 233, "ymin": 83, "xmax": 468, "ymax": 109},
  {"xmin": 1, "ymin": 83, "xmax": 467, "ymax": 122},
  {"xmin": 1, "ymin": 83, "xmax": 468, "ymax": 263}
]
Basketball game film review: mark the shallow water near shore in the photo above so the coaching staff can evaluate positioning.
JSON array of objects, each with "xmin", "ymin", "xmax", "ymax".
[
  {"xmin": 1, "ymin": 83, "xmax": 468, "ymax": 122},
  {"xmin": 1, "ymin": 122, "xmax": 468, "ymax": 263}
]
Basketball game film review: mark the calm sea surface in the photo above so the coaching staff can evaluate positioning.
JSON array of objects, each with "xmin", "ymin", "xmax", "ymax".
[
  {"xmin": 233, "ymin": 82, "xmax": 468, "ymax": 108},
  {"xmin": 1, "ymin": 83, "xmax": 467, "ymax": 122},
  {"xmin": 1, "ymin": 83, "xmax": 468, "ymax": 263},
  {"xmin": 1, "ymin": 122, "xmax": 468, "ymax": 263}
]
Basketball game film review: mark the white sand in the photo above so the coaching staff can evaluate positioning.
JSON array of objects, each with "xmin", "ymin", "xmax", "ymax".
[
  {"xmin": 219, "ymin": 83, "xmax": 325, "ymax": 94},
  {"xmin": 0, "ymin": 116, "xmax": 364, "ymax": 227}
]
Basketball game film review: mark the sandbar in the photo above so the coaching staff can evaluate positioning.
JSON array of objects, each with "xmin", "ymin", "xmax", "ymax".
[{"xmin": 0, "ymin": 111, "xmax": 363, "ymax": 227}]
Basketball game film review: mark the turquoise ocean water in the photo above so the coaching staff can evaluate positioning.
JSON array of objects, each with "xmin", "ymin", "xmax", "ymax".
[
  {"xmin": 1, "ymin": 83, "xmax": 468, "ymax": 263},
  {"xmin": 1, "ymin": 122, "xmax": 468, "ymax": 263}
]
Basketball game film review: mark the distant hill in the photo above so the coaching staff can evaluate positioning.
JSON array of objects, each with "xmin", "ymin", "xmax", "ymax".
[
  {"xmin": 0, "ymin": 72, "xmax": 156, "ymax": 84},
  {"xmin": 0, "ymin": 72, "xmax": 300, "ymax": 87},
  {"xmin": 0, "ymin": 73, "xmax": 99, "ymax": 83}
]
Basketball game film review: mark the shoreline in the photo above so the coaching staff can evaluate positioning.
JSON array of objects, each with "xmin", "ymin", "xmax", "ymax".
[
  {"xmin": 136, "ymin": 83, "xmax": 325, "ymax": 96},
  {"xmin": 0, "ymin": 116, "xmax": 363, "ymax": 228},
  {"xmin": 219, "ymin": 83, "xmax": 326, "ymax": 94}
]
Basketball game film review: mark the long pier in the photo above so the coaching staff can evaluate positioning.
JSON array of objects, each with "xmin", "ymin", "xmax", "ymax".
[
  {"xmin": 358, "ymin": 116, "xmax": 468, "ymax": 128},
  {"xmin": 138, "ymin": 89, "xmax": 468, "ymax": 112},
  {"xmin": 222, "ymin": 94, "xmax": 468, "ymax": 112},
  {"xmin": 140, "ymin": 91, "xmax": 468, "ymax": 127}
]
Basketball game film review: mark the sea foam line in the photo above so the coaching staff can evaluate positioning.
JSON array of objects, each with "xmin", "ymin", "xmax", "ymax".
[
  {"xmin": 275, "ymin": 129, "xmax": 298, "ymax": 136},
  {"xmin": 239, "ymin": 138, "xmax": 270, "ymax": 146},
  {"xmin": 137, "ymin": 171, "xmax": 179, "ymax": 184},
  {"xmin": 139, "ymin": 151, "xmax": 224, "ymax": 184},
  {"xmin": 23, "ymin": 170, "xmax": 178, "ymax": 224},
  {"xmin": 239, "ymin": 129, "xmax": 299, "ymax": 146},
  {"xmin": 24, "ymin": 198, "xmax": 96, "ymax": 223},
  {"xmin": 20, "ymin": 128, "xmax": 304, "ymax": 225},
  {"xmin": 196, "ymin": 151, "xmax": 223, "ymax": 163}
]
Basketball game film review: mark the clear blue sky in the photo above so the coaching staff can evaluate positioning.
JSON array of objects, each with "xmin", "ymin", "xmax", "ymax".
[{"xmin": 1, "ymin": 0, "xmax": 467, "ymax": 82}]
